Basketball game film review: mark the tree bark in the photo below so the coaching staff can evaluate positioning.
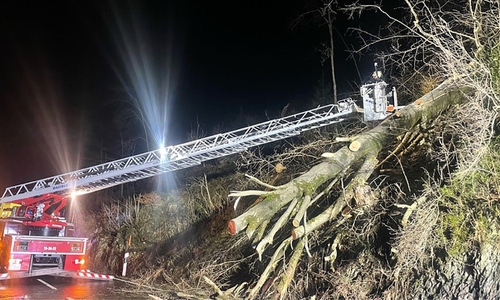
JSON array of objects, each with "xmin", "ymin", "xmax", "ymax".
[
  {"xmin": 409, "ymin": 243, "xmax": 500, "ymax": 299},
  {"xmin": 228, "ymin": 79, "xmax": 469, "ymax": 298}
]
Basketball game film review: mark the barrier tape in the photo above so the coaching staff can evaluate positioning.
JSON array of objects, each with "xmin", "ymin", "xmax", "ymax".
[{"xmin": 77, "ymin": 270, "xmax": 114, "ymax": 280}]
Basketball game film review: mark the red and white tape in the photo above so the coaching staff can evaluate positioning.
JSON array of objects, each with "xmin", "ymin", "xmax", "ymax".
[{"xmin": 77, "ymin": 271, "xmax": 114, "ymax": 280}]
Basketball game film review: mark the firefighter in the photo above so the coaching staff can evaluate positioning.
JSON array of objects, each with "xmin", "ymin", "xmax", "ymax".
[{"xmin": 34, "ymin": 201, "xmax": 45, "ymax": 221}]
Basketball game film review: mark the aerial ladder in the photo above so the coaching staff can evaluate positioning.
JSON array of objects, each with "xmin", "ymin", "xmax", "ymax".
[
  {"xmin": 1, "ymin": 98, "xmax": 358, "ymax": 202},
  {"xmin": 0, "ymin": 79, "xmax": 397, "ymax": 280}
]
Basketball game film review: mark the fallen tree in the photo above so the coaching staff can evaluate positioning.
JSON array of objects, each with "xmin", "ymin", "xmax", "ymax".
[{"xmin": 227, "ymin": 79, "xmax": 469, "ymax": 299}]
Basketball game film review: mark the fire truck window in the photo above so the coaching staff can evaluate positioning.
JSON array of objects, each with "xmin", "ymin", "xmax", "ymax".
[
  {"xmin": 26, "ymin": 207, "xmax": 34, "ymax": 218},
  {"xmin": 16, "ymin": 206, "xmax": 26, "ymax": 218},
  {"xmin": 45, "ymin": 201, "xmax": 61, "ymax": 216},
  {"xmin": 4, "ymin": 222, "xmax": 29, "ymax": 235},
  {"xmin": 59, "ymin": 206, "xmax": 66, "ymax": 218}
]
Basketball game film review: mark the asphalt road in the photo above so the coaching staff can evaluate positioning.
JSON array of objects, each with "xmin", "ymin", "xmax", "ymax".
[{"xmin": 0, "ymin": 276, "xmax": 154, "ymax": 300}]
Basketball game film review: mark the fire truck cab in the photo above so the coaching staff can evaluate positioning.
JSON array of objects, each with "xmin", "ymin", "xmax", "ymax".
[{"xmin": 0, "ymin": 194, "xmax": 88, "ymax": 279}]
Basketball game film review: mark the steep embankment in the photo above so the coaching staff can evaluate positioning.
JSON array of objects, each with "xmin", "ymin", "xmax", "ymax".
[{"xmin": 87, "ymin": 90, "xmax": 500, "ymax": 299}]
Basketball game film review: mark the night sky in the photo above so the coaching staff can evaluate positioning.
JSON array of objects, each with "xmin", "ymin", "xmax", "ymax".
[{"xmin": 0, "ymin": 1, "xmax": 376, "ymax": 188}]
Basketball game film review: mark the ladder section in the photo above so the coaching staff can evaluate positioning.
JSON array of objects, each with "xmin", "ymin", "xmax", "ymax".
[{"xmin": 1, "ymin": 99, "xmax": 356, "ymax": 202}]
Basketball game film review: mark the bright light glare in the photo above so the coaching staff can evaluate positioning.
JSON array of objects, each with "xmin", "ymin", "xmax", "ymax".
[
  {"xmin": 110, "ymin": 3, "xmax": 178, "ymax": 150},
  {"xmin": 109, "ymin": 3, "xmax": 179, "ymax": 194},
  {"xmin": 159, "ymin": 145, "xmax": 168, "ymax": 160},
  {"xmin": 20, "ymin": 60, "xmax": 83, "ymax": 178},
  {"xmin": 71, "ymin": 190, "xmax": 85, "ymax": 201}
]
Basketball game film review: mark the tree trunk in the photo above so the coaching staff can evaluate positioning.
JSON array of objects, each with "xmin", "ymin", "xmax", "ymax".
[
  {"xmin": 327, "ymin": 10, "xmax": 337, "ymax": 104},
  {"xmin": 228, "ymin": 79, "xmax": 469, "ymax": 297},
  {"xmin": 409, "ymin": 243, "xmax": 500, "ymax": 299}
]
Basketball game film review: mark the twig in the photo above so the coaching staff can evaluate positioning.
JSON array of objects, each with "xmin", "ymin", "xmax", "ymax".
[
  {"xmin": 303, "ymin": 210, "xmax": 312, "ymax": 258},
  {"xmin": 245, "ymin": 173, "xmax": 278, "ymax": 190},
  {"xmin": 376, "ymin": 131, "xmax": 414, "ymax": 168},
  {"xmin": 324, "ymin": 233, "xmax": 342, "ymax": 271},
  {"xmin": 335, "ymin": 136, "xmax": 359, "ymax": 142},
  {"xmin": 203, "ymin": 276, "xmax": 223, "ymax": 297},
  {"xmin": 229, "ymin": 190, "xmax": 269, "ymax": 197},
  {"xmin": 396, "ymin": 196, "xmax": 427, "ymax": 227},
  {"xmin": 292, "ymin": 195, "xmax": 312, "ymax": 227}
]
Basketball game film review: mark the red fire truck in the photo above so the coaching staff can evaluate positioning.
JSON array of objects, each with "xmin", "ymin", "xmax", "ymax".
[{"xmin": 0, "ymin": 193, "xmax": 96, "ymax": 279}]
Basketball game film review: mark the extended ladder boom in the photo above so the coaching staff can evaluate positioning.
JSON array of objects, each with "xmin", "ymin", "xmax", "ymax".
[{"xmin": 1, "ymin": 99, "xmax": 356, "ymax": 203}]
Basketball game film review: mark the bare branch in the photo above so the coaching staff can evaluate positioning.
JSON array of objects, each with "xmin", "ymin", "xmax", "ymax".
[{"xmin": 244, "ymin": 173, "xmax": 278, "ymax": 190}]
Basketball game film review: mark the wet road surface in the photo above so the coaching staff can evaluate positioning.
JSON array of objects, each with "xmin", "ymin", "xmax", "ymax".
[{"xmin": 0, "ymin": 276, "xmax": 154, "ymax": 300}]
